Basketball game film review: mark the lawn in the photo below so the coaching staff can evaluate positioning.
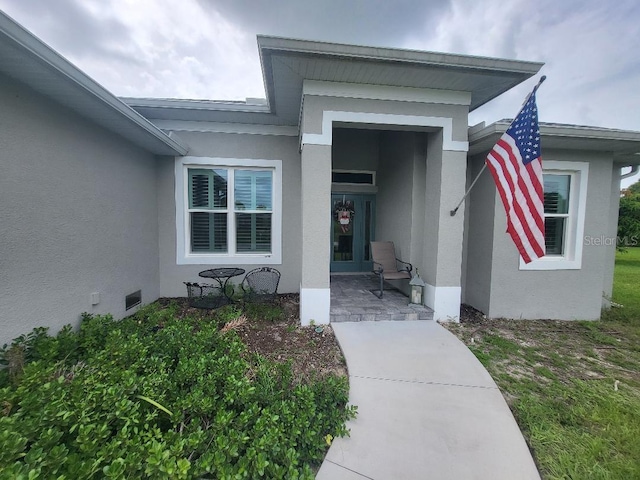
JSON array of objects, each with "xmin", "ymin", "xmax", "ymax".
[
  {"xmin": 444, "ymin": 248, "xmax": 640, "ymax": 480},
  {"xmin": 0, "ymin": 297, "xmax": 356, "ymax": 479}
]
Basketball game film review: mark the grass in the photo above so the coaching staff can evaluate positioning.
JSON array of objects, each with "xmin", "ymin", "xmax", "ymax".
[{"xmin": 445, "ymin": 248, "xmax": 640, "ymax": 480}]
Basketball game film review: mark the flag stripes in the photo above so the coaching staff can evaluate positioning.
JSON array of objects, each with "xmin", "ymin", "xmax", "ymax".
[{"xmin": 485, "ymin": 91, "xmax": 545, "ymax": 263}]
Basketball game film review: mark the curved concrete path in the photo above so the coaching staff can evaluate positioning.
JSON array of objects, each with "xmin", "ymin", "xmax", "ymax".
[{"xmin": 316, "ymin": 321, "xmax": 540, "ymax": 480}]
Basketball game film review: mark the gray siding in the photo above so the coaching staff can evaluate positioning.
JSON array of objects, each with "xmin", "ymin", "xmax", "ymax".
[
  {"xmin": 463, "ymin": 149, "xmax": 619, "ymax": 320},
  {"xmin": 332, "ymin": 128, "xmax": 380, "ymax": 171},
  {"xmin": 376, "ymin": 131, "xmax": 416, "ymax": 260},
  {"xmin": 462, "ymin": 155, "xmax": 495, "ymax": 313},
  {"xmin": 0, "ymin": 74, "xmax": 160, "ymax": 346},
  {"xmin": 157, "ymin": 131, "xmax": 302, "ymax": 295}
]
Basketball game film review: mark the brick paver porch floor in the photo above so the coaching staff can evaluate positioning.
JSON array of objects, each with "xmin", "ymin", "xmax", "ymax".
[{"xmin": 330, "ymin": 274, "xmax": 434, "ymax": 322}]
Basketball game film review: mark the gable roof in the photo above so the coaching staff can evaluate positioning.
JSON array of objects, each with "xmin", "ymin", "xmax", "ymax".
[
  {"xmin": 126, "ymin": 36, "xmax": 544, "ymax": 126},
  {"xmin": 0, "ymin": 11, "xmax": 188, "ymax": 156}
]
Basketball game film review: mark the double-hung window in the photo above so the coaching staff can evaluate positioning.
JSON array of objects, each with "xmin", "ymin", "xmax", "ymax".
[
  {"xmin": 176, "ymin": 157, "xmax": 282, "ymax": 264},
  {"xmin": 520, "ymin": 161, "xmax": 588, "ymax": 270}
]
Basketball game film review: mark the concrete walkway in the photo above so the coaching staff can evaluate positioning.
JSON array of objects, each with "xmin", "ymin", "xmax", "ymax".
[{"xmin": 316, "ymin": 321, "xmax": 540, "ymax": 480}]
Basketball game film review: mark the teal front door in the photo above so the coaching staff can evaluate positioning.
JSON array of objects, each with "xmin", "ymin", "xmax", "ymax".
[{"xmin": 330, "ymin": 194, "xmax": 376, "ymax": 272}]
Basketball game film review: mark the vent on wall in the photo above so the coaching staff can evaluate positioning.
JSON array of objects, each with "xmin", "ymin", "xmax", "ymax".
[
  {"xmin": 332, "ymin": 170, "xmax": 375, "ymax": 185},
  {"xmin": 125, "ymin": 290, "xmax": 142, "ymax": 310}
]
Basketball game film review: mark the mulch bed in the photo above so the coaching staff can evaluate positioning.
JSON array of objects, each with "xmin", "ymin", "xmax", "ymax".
[{"xmin": 158, "ymin": 295, "xmax": 348, "ymax": 382}]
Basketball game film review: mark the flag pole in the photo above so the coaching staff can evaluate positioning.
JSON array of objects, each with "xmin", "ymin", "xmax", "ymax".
[
  {"xmin": 450, "ymin": 163, "xmax": 487, "ymax": 216},
  {"xmin": 449, "ymin": 75, "xmax": 547, "ymax": 217}
]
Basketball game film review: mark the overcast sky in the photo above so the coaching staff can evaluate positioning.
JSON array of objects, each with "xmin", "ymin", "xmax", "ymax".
[{"xmin": 1, "ymin": 0, "xmax": 639, "ymax": 184}]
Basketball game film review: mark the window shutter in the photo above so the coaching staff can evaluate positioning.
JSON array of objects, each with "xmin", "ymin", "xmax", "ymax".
[{"xmin": 190, "ymin": 171, "xmax": 210, "ymax": 209}]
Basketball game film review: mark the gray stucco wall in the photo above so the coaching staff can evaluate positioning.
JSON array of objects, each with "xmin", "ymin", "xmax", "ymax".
[
  {"xmin": 461, "ymin": 154, "xmax": 495, "ymax": 313},
  {"xmin": 0, "ymin": 73, "xmax": 160, "ymax": 346},
  {"xmin": 376, "ymin": 131, "xmax": 416, "ymax": 260},
  {"xmin": 302, "ymin": 95, "xmax": 470, "ymax": 143},
  {"xmin": 156, "ymin": 131, "xmax": 302, "ymax": 295},
  {"xmin": 464, "ymin": 148, "xmax": 618, "ymax": 320},
  {"xmin": 331, "ymin": 128, "xmax": 380, "ymax": 171}
]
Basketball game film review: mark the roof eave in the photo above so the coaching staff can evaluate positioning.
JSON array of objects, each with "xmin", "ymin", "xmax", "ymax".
[{"xmin": 0, "ymin": 12, "xmax": 188, "ymax": 156}]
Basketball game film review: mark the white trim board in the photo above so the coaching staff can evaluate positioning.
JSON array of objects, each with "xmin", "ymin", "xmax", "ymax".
[
  {"xmin": 303, "ymin": 80, "xmax": 472, "ymax": 106},
  {"xmin": 424, "ymin": 285, "xmax": 461, "ymax": 322},
  {"xmin": 300, "ymin": 287, "xmax": 331, "ymax": 326},
  {"xmin": 301, "ymin": 110, "xmax": 469, "ymax": 152}
]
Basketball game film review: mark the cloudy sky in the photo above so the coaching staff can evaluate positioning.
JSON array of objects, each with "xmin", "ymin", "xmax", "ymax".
[{"xmin": 1, "ymin": 0, "xmax": 639, "ymax": 184}]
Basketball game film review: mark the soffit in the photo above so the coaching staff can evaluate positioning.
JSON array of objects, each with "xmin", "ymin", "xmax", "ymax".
[{"xmin": 260, "ymin": 35, "xmax": 544, "ymax": 125}]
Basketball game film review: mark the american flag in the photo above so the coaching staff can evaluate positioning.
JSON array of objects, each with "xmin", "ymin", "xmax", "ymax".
[{"xmin": 485, "ymin": 91, "xmax": 545, "ymax": 263}]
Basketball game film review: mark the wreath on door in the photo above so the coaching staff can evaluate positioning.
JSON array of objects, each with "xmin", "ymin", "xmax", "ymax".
[{"xmin": 333, "ymin": 200, "xmax": 355, "ymax": 233}]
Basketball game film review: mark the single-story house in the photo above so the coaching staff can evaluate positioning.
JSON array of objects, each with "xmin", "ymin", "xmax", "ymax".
[{"xmin": 1, "ymin": 11, "xmax": 640, "ymax": 346}]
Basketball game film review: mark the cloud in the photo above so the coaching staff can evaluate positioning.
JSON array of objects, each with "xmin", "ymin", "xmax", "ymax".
[{"xmin": 1, "ymin": 0, "xmax": 639, "ymax": 143}]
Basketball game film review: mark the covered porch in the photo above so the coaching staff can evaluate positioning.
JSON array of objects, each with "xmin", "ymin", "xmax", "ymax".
[{"xmin": 330, "ymin": 274, "xmax": 434, "ymax": 322}]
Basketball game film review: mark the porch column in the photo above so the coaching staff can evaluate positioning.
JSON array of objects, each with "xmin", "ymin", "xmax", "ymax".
[
  {"xmin": 422, "ymin": 130, "xmax": 467, "ymax": 322},
  {"xmin": 300, "ymin": 143, "xmax": 332, "ymax": 325}
]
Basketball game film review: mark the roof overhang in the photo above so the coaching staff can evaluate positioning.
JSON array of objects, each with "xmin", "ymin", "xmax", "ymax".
[
  {"xmin": 0, "ymin": 11, "xmax": 188, "ymax": 156},
  {"xmin": 124, "ymin": 35, "xmax": 544, "ymax": 127},
  {"xmin": 258, "ymin": 35, "xmax": 544, "ymax": 125},
  {"xmin": 469, "ymin": 120, "xmax": 640, "ymax": 165}
]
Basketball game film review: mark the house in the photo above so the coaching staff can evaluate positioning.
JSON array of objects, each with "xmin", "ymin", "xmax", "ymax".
[{"xmin": 1, "ymin": 11, "xmax": 640, "ymax": 346}]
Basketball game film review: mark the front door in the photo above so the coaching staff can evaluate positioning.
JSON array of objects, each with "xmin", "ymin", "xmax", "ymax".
[{"xmin": 330, "ymin": 194, "xmax": 376, "ymax": 272}]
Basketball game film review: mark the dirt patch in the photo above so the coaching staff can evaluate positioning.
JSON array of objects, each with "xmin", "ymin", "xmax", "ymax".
[
  {"xmin": 158, "ymin": 295, "xmax": 347, "ymax": 382},
  {"xmin": 442, "ymin": 304, "xmax": 640, "ymax": 392}
]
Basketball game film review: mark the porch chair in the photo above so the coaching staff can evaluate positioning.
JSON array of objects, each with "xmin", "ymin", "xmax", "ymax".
[
  {"xmin": 371, "ymin": 241, "xmax": 412, "ymax": 298},
  {"xmin": 241, "ymin": 267, "xmax": 281, "ymax": 303},
  {"xmin": 183, "ymin": 282, "xmax": 227, "ymax": 309}
]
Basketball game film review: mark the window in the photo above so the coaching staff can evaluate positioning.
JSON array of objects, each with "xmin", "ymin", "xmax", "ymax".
[
  {"xmin": 332, "ymin": 170, "xmax": 376, "ymax": 185},
  {"xmin": 520, "ymin": 161, "xmax": 589, "ymax": 270},
  {"xmin": 176, "ymin": 157, "xmax": 282, "ymax": 264}
]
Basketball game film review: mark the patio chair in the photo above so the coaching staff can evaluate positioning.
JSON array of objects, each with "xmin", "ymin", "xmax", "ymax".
[
  {"xmin": 371, "ymin": 241, "xmax": 412, "ymax": 298},
  {"xmin": 241, "ymin": 267, "xmax": 281, "ymax": 303},
  {"xmin": 183, "ymin": 282, "xmax": 227, "ymax": 309}
]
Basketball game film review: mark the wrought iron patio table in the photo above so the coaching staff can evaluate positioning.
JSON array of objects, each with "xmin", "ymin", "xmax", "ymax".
[{"xmin": 198, "ymin": 267, "xmax": 246, "ymax": 303}]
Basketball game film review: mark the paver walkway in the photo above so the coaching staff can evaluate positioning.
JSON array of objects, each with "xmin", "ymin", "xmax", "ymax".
[{"xmin": 316, "ymin": 321, "xmax": 540, "ymax": 480}]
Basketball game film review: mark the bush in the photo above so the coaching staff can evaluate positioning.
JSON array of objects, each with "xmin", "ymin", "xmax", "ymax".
[{"xmin": 0, "ymin": 304, "xmax": 356, "ymax": 479}]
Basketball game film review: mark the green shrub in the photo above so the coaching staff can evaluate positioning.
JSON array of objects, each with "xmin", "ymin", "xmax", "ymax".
[{"xmin": 0, "ymin": 305, "xmax": 356, "ymax": 479}]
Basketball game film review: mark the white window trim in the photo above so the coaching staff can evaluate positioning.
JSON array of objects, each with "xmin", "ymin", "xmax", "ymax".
[
  {"xmin": 175, "ymin": 156, "xmax": 282, "ymax": 265},
  {"xmin": 520, "ymin": 160, "xmax": 589, "ymax": 271}
]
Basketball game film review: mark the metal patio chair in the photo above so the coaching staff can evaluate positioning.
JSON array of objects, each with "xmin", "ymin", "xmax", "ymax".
[
  {"xmin": 241, "ymin": 267, "xmax": 281, "ymax": 303},
  {"xmin": 371, "ymin": 241, "xmax": 412, "ymax": 298},
  {"xmin": 183, "ymin": 282, "xmax": 227, "ymax": 309}
]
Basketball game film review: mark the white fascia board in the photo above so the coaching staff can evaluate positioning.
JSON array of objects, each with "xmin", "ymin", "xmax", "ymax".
[
  {"xmin": 0, "ymin": 12, "xmax": 188, "ymax": 156},
  {"xmin": 152, "ymin": 119, "xmax": 298, "ymax": 137},
  {"xmin": 122, "ymin": 97, "xmax": 271, "ymax": 113},
  {"xmin": 303, "ymin": 80, "xmax": 472, "ymax": 106},
  {"xmin": 302, "ymin": 110, "xmax": 469, "ymax": 152}
]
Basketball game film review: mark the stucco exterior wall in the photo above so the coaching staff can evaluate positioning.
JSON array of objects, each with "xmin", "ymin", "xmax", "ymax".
[
  {"xmin": 0, "ymin": 73, "xmax": 160, "ymax": 346},
  {"xmin": 331, "ymin": 128, "xmax": 380, "ymax": 171},
  {"xmin": 302, "ymin": 95, "xmax": 469, "ymax": 143},
  {"xmin": 467, "ymin": 149, "xmax": 618, "ymax": 320},
  {"xmin": 462, "ymin": 154, "xmax": 495, "ymax": 313},
  {"xmin": 157, "ymin": 131, "xmax": 302, "ymax": 296},
  {"xmin": 376, "ymin": 131, "xmax": 417, "ymax": 260}
]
